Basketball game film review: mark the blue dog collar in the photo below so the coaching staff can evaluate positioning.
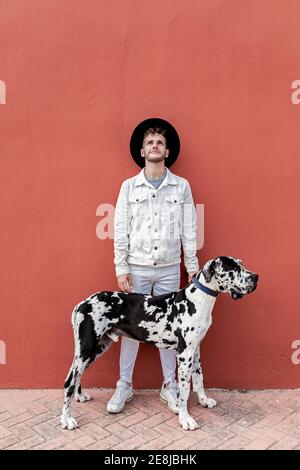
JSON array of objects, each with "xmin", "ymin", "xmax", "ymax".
[{"xmin": 192, "ymin": 275, "xmax": 219, "ymax": 297}]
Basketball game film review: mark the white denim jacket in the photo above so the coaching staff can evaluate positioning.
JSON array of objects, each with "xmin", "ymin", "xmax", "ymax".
[{"xmin": 114, "ymin": 168, "xmax": 199, "ymax": 276}]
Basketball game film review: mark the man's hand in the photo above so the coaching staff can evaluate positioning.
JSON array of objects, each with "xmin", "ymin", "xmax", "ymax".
[
  {"xmin": 117, "ymin": 274, "xmax": 133, "ymax": 292},
  {"xmin": 188, "ymin": 272, "xmax": 198, "ymax": 283}
]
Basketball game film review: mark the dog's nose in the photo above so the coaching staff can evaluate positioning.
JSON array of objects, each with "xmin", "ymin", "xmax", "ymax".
[{"xmin": 250, "ymin": 273, "xmax": 259, "ymax": 283}]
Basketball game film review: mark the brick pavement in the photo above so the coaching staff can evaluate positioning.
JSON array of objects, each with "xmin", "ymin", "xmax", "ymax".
[{"xmin": 0, "ymin": 388, "xmax": 300, "ymax": 450}]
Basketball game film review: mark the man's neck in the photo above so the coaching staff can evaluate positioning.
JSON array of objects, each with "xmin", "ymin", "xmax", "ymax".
[{"xmin": 144, "ymin": 163, "xmax": 166, "ymax": 179}]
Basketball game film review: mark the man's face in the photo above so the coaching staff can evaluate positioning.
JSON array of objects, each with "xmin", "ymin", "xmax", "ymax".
[{"xmin": 140, "ymin": 133, "xmax": 169, "ymax": 164}]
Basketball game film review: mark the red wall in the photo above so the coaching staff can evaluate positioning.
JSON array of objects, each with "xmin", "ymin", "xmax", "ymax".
[{"xmin": 1, "ymin": 0, "xmax": 300, "ymax": 389}]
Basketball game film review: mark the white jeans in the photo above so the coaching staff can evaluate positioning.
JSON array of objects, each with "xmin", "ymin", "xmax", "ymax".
[{"xmin": 119, "ymin": 263, "xmax": 181, "ymax": 385}]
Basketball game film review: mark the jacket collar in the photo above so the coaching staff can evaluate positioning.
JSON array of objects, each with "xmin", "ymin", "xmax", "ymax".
[{"xmin": 135, "ymin": 168, "xmax": 178, "ymax": 188}]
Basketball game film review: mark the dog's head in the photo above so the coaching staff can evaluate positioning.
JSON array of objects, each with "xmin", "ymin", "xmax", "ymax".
[{"xmin": 201, "ymin": 256, "xmax": 259, "ymax": 300}]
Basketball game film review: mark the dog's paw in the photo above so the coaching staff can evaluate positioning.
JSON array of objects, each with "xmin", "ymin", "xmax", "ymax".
[
  {"xmin": 199, "ymin": 396, "xmax": 217, "ymax": 408},
  {"xmin": 75, "ymin": 392, "xmax": 92, "ymax": 403},
  {"xmin": 60, "ymin": 414, "xmax": 78, "ymax": 430},
  {"xmin": 179, "ymin": 414, "xmax": 199, "ymax": 431}
]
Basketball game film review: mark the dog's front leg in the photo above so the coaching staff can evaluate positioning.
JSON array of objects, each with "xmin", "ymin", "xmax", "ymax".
[
  {"xmin": 177, "ymin": 350, "xmax": 199, "ymax": 431},
  {"xmin": 192, "ymin": 348, "xmax": 217, "ymax": 408}
]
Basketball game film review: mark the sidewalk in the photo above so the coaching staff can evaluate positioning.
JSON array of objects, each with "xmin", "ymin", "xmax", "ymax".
[{"xmin": 0, "ymin": 388, "xmax": 300, "ymax": 450}]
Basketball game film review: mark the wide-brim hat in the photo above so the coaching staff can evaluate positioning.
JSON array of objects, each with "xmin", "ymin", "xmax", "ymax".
[{"xmin": 129, "ymin": 118, "xmax": 180, "ymax": 168}]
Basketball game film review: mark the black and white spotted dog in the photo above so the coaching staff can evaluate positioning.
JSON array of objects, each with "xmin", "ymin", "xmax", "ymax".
[{"xmin": 60, "ymin": 256, "xmax": 258, "ymax": 431}]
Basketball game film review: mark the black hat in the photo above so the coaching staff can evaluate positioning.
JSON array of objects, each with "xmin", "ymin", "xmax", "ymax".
[{"xmin": 129, "ymin": 118, "xmax": 180, "ymax": 168}]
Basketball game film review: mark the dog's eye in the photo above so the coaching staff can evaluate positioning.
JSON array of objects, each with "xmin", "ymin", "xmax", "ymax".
[{"xmin": 233, "ymin": 266, "xmax": 241, "ymax": 272}]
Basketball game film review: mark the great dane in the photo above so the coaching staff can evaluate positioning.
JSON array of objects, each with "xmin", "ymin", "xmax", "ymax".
[{"xmin": 60, "ymin": 256, "xmax": 258, "ymax": 431}]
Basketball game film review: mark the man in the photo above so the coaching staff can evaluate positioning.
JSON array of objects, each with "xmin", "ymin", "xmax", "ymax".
[{"xmin": 107, "ymin": 118, "xmax": 199, "ymax": 414}]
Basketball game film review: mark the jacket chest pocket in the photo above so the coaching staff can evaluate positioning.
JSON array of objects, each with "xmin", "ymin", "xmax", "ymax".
[
  {"xmin": 128, "ymin": 192, "xmax": 148, "ymax": 218},
  {"xmin": 165, "ymin": 193, "xmax": 184, "ymax": 223}
]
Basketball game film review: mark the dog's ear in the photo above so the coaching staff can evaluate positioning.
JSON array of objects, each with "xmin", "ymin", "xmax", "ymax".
[{"xmin": 202, "ymin": 259, "xmax": 216, "ymax": 283}]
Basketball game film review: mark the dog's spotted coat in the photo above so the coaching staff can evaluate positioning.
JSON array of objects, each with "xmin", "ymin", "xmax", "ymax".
[{"xmin": 60, "ymin": 256, "xmax": 258, "ymax": 431}]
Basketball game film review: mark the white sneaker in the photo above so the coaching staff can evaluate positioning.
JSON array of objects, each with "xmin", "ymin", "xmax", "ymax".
[
  {"xmin": 107, "ymin": 380, "xmax": 134, "ymax": 413},
  {"xmin": 160, "ymin": 381, "xmax": 179, "ymax": 414}
]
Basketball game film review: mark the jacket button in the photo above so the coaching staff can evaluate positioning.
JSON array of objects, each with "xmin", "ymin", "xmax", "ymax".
[
  {"xmin": 152, "ymin": 194, "xmax": 155, "ymax": 198},
  {"xmin": 136, "ymin": 198, "xmax": 139, "ymax": 202},
  {"xmin": 154, "ymin": 247, "xmax": 158, "ymax": 250},
  {"xmin": 154, "ymin": 262, "xmax": 157, "ymax": 266},
  {"xmin": 174, "ymin": 200, "xmax": 177, "ymax": 203}
]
